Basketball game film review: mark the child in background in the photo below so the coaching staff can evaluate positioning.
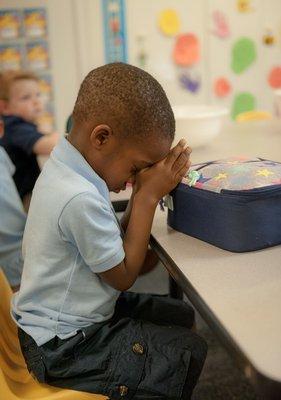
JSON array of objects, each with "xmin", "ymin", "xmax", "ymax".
[
  {"xmin": 0, "ymin": 70, "xmax": 59, "ymax": 210},
  {"xmin": 12, "ymin": 63, "xmax": 207, "ymax": 399},
  {"xmin": 0, "ymin": 116, "xmax": 26, "ymax": 291}
]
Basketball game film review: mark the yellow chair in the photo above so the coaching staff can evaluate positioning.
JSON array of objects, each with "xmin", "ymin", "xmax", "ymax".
[
  {"xmin": 0, "ymin": 269, "xmax": 107, "ymax": 400},
  {"xmin": 236, "ymin": 110, "xmax": 272, "ymax": 122}
]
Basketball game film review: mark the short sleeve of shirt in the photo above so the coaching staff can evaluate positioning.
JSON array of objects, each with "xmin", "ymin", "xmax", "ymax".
[
  {"xmin": 8, "ymin": 119, "xmax": 44, "ymax": 155},
  {"xmin": 58, "ymin": 191, "xmax": 125, "ymax": 273}
]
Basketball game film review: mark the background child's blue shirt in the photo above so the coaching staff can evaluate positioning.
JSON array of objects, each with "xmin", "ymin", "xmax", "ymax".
[
  {"xmin": 11, "ymin": 137, "xmax": 125, "ymax": 346},
  {"xmin": 0, "ymin": 147, "xmax": 26, "ymax": 287},
  {"xmin": 0, "ymin": 116, "xmax": 43, "ymax": 198}
]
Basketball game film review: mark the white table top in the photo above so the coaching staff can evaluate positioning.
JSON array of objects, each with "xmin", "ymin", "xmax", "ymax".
[
  {"xmin": 111, "ymin": 120, "xmax": 281, "ymax": 384},
  {"xmin": 190, "ymin": 119, "xmax": 281, "ymax": 164},
  {"xmin": 151, "ymin": 208, "xmax": 281, "ymax": 383}
]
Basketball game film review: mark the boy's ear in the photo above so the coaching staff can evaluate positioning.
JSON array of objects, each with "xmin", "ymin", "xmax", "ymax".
[{"xmin": 89, "ymin": 124, "xmax": 113, "ymax": 149}]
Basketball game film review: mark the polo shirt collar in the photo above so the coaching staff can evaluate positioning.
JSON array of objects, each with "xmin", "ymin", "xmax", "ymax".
[{"xmin": 52, "ymin": 136, "xmax": 110, "ymax": 203}]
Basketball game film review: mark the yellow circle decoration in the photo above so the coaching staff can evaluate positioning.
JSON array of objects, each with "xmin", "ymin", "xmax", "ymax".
[{"xmin": 158, "ymin": 9, "xmax": 180, "ymax": 37}]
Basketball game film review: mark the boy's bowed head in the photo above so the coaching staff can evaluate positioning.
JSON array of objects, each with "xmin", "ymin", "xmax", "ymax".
[{"xmin": 68, "ymin": 62, "xmax": 176, "ymax": 193}]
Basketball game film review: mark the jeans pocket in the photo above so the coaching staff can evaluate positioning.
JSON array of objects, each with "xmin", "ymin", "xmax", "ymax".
[{"xmin": 138, "ymin": 343, "xmax": 191, "ymax": 400}]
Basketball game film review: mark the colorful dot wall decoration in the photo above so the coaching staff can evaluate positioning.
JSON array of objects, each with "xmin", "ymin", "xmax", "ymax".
[
  {"xmin": 173, "ymin": 33, "xmax": 200, "ymax": 67},
  {"xmin": 232, "ymin": 92, "xmax": 256, "ymax": 120},
  {"xmin": 268, "ymin": 66, "xmax": 281, "ymax": 89},
  {"xmin": 231, "ymin": 37, "xmax": 256, "ymax": 74},
  {"xmin": 158, "ymin": 9, "xmax": 180, "ymax": 36},
  {"xmin": 214, "ymin": 77, "xmax": 231, "ymax": 97}
]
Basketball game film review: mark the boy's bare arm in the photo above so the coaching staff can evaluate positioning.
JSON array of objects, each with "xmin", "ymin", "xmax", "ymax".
[
  {"xmin": 99, "ymin": 141, "xmax": 191, "ymax": 291},
  {"xmin": 138, "ymin": 248, "xmax": 159, "ymax": 275},
  {"xmin": 120, "ymin": 189, "xmax": 159, "ymax": 275},
  {"xmin": 119, "ymin": 191, "xmax": 134, "ymax": 232},
  {"xmin": 32, "ymin": 132, "xmax": 59, "ymax": 155},
  {"xmin": 102, "ymin": 192, "xmax": 158, "ymax": 291}
]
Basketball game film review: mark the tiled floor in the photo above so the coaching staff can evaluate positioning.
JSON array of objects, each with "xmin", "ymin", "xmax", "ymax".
[{"xmin": 131, "ymin": 263, "xmax": 258, "ymax": 400}]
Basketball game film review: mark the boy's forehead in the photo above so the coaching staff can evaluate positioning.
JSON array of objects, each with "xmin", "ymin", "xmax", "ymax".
[{"xmin": 133, "ymin": 136, "xmax": 172, "ymax": 164}]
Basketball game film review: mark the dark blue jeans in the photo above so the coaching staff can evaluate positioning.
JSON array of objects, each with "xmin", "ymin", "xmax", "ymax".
[{"xmin": 19, "ymin": 292, "xmax": 207, "ymax": 399}]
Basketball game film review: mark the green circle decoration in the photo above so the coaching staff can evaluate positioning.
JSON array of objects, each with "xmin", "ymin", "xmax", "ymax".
[
  {"xmin": 231, "ymin": 92, "xmax": 256, "ymax": 120},
  {"xmin": 231, "ymin": 37, "xmax": 257, "ymax": 74}
]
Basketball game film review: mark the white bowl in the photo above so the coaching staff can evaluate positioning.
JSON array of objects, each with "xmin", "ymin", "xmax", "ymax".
[{"xmin": 172, "ymin": 105, "xmax": 229, "ymax": 148}]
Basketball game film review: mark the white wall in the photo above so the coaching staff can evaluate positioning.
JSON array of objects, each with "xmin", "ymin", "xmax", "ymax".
[
  {"xmin": 126, "ymin": 0, "xmax": 207, "ymax": 106},
  {"xmin": 71, "ymin": 0, "xmax": 104, "ymax": 79}
]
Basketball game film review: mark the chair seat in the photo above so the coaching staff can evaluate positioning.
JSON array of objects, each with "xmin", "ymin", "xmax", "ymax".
[{"xmin": 0, "ymin": 269, "xmax": 107, "ymax": 400}]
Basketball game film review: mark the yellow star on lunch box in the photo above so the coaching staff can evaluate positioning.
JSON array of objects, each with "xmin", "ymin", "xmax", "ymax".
[
  {"xmin": 214, "ymin": 173, "xmax": 227, "ymax": 180},
  {"xmin": 256, "ymin": 169, "xmax": 274, "ymax": 177}
]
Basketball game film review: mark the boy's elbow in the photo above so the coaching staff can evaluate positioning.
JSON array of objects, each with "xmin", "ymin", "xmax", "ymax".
[
  {"xmin": 114, "ymin": 265, "xmax": 137, "ymax": 291},
  {"xmin": 99, "ymin": 263, "xmax": 136, "ymax": 292},
  {"xmin": 107, "ymin": 275, "xmax": 135, "ymax": 291},
  {"xmin": 113, "ymin": 279, "xmax": 134, "ymax": 292}
]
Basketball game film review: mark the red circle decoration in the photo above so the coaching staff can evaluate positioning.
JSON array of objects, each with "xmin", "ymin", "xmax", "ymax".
[
  {"xmin": 268, "ymin": 66, "xmax": 281, "ymax": 89},
  {"xmin": 173, "ymin": 33, "xmax": 200, "ymax": 66},
  {"xmin": 214, "ymin": 77, "xmax": 231, "ymax": 97}
]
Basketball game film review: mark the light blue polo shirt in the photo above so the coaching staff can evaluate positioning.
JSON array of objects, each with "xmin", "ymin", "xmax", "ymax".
[
  {"xmin": 11, "ymin": 137, "xmax": 125, "ymax": 346},
  {"xmin": 0, "ymin": 147, "xmax": 26, "ymax": 287}
]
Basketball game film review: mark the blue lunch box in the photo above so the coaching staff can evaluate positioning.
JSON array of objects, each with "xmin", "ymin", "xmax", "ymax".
[{"xmin": 167, "ymin": 157, "xmax": 281, "ymax": 252}]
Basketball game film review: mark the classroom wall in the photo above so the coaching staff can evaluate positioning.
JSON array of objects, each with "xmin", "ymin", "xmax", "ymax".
[
  {"xmin": 1, "ymin": 0, "xmax": 281, "ymax": 132},
  {"xmin": 77, "ymin": 0, "xmax": 281, "ymax": 118}
]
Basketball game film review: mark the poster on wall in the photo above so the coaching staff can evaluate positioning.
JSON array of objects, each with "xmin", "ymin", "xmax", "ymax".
[
  {"xmin": 0, "ymin": 7, "xmax": 56, "ymax": 131},
  {"xmin": 0, "ymin": 9, "xmax": 22, "ymax": 39},
  {"xmin": 26, "ymin": 40, "xmax": 50, "ymax": 71},
  {"xmin": 23, "ymin": 8, "xmax": 47, "ymax": 38},
  {"xmin": 38, "ymin": 74, "xmax": 53, "ymax": 104},
  {"xmin": 102, "ymin": 0, "xmax": 128, "ymax": 63},
  {"xmin": 0, "ymin": 43, "xmax": 23, "ymax": 70}
]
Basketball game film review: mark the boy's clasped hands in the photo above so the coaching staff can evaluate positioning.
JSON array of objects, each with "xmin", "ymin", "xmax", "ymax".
[{"xmin": 134, "ymin": 138, "xmax": 191, "ymax": 203}]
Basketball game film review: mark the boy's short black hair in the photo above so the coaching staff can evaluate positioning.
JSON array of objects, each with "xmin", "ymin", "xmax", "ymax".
[{"xmin": 72, "ymin": 63, "xmax": 175, "ymax": 142}]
